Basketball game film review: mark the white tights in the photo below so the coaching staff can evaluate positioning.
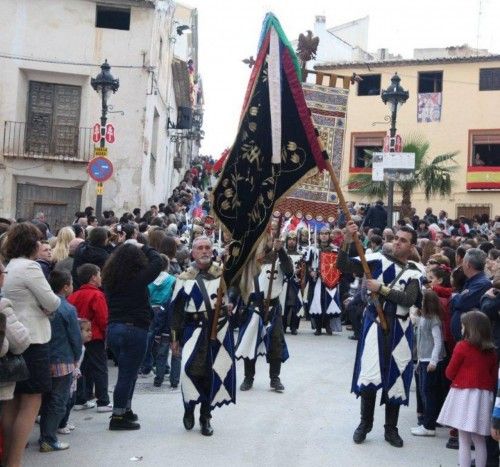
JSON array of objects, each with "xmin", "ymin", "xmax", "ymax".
[{"xmin": 458, "ymin": 429, "xmax": 487, "ymax": 467}]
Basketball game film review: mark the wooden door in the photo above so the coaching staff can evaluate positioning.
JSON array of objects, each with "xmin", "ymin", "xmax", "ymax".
[
  {"xmin": 16, "ymin": 183, "xmax": 82, "ymax": 233},
  {"xmin": 52, "ymin": 84, "xmax": 81, "ymax": 156},
  {"xmin": 26, "ymin": 81, "xmax": 81, "ymax": 157},
  {"xmin": 26, "ymin": 81, "xmax": 54, "ymax": 154}
]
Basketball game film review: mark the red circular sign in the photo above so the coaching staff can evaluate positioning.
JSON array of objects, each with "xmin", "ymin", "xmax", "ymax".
[{"xmin": 87, "ymin": 157, "xmax": 113, "ymax": 182}]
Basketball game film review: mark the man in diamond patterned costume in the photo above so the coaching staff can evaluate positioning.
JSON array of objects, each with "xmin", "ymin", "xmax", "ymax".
[
  {"xmin": 282, "ymin": 231, "xmax": 304, "ymax": 335},
  {"xmin": 337, "ymin": 221, "xmax": 423, "ymax": 448},
  {"xmin": 170, "ymin": 236, "xmax": 236, "ymax": 437},
  {"xmin": 236, "ymin": 235, "xmax": 293, "ymax": 392},
  {"xmin": 306, "ymin": 226, "xmax": 343, "ymax": 335}
]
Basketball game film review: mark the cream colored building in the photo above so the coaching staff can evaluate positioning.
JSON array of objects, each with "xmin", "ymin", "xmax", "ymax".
[
  {"xmin": 0, "ymin": 0, "xmax": 202, "ymax": 230},
  {"xmin": 315, "ymin": 55, "xmax": 500, "ymax": 219}
]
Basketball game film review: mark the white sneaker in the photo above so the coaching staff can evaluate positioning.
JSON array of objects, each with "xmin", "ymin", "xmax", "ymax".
[
  {"xmin": 67, "ymin": 423, "xmax": 76, "ymax": 431},
  {"xmin": 411, "ymin": 425, "xmax": 436, "ymax": 436},
  {"xmin": 57, "ymin": 427, "xmax": 72, "ymax": 435},
  {"xmin": 73, "ymin": 401, "xmax": 96, "ymax": 411},
  {"xmin": 96, "ymin": 403, "xmax": 113, "ymax": 413}
]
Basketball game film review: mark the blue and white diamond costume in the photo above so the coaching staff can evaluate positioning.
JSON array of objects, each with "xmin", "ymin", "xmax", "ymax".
[
  {"xmin": 171, "ymin": 263, "xmax": 236, "ymax": 415},
  {"xmin": 347, "ymin": 251, "xmax": 424, "ymax": 405}
]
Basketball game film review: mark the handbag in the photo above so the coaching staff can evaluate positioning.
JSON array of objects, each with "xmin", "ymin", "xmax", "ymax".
[{"xmin": 0, "ymin": 352, "xmax": 30, "ymax": 383}]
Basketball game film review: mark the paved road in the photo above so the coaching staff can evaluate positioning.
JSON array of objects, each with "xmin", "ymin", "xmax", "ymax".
[{"xmin": 24, "ymin": 326, "xmax": 457, "ymax": 467}]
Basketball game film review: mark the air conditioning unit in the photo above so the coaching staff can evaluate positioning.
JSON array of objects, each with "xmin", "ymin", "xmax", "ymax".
[{"xmin": 173, "ymin": 157, "xmax": 182, "ymax": 169}]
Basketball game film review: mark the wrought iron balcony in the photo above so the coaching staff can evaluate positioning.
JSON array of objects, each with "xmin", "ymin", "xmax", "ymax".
[{"xmin": 2, "ymin": 121, "xmax": 93, "ymax": 162}]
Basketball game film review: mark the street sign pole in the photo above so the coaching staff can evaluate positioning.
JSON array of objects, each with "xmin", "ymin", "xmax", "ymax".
[
  {"xmin": 95, "ymin": 92, "xmax": 108, "ymax": 219},
  {"xmin": 387, "ymin": 110, "xmax": 398, "ymax": 227}
]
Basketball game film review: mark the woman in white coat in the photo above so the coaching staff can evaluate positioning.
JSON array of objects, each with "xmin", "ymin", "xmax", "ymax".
[
  {"xmin": 1, "ymin": 223, "xmax": 60, "ymax": 467},
  {"xmin": 0, "ymin": 261, "xmax": 31, "ymax": 401}
]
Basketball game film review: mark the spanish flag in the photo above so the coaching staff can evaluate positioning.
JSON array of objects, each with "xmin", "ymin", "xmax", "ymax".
[{"xmin": 466, "ymin": 166, "xmax": 500, "ymax": 190}]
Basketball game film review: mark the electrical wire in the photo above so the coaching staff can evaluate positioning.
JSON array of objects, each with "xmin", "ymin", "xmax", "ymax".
[
  {"xmin": 0, "ymin": 161, "xmax": 51, "ymax": 171},
  {"xmin": 0, "ymin": 52, "xmax": 144, "ymax": 69}
]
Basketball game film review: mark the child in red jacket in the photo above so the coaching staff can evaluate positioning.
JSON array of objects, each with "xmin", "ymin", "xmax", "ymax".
[
  {"xmin": 438, "ymin": 310, "xmax": 497, "ymax": 467},
  {"xmin": 68, "ymin": 264, "xmax": 111, "ymax": 412}
]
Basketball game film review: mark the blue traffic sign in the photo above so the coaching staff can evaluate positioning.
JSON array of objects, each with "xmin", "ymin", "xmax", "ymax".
[{"xmin": 87, "ymin": 156, "xmax": 113, "ymax": 182}]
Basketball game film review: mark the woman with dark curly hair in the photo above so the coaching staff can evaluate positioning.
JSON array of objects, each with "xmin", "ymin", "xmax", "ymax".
[
  {"xmin": 1, "ymin": 223, "xmax": 61, "ymax": 464},
  {"xmin": 102, "ymin": 243, "xmax": 162, "ymax": 430}
]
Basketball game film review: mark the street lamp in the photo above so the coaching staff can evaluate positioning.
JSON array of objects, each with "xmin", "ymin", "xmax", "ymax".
[
  {"xmin": 90, "ymin": 59, "xmax": 119, "ymax": 219},
  {"xmin": 380, "ymin": 73, "xmax": 409, "ymax": 227}
]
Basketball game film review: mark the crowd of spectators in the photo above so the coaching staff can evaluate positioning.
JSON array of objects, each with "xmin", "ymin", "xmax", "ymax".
[{"xmin": 0, "ymin": 158, "xmax": 498, "ymax": 465}]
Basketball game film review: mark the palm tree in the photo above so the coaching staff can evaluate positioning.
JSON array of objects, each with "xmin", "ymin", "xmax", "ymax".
[{"xmin": 347, "ymin": 136, "xmax": 458, "ymax": 219}]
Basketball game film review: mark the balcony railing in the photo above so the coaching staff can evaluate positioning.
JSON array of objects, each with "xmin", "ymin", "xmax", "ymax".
[
  {"xmin": 2, "ymin": 121, "xmax": 92, "ymax": 162},
  {"xmin": 466, "ymin": 166, "xmax": 500, "ymax": 190}
]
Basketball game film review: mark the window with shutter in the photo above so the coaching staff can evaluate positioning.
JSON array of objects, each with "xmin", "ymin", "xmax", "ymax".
[
  {"xmin": 26, "ymin": 81, "xmax": 81, "ymax": 157},
  {"xmin": 479, "ymin": 68, "xmax": 500, "ymax": 91},
  {"xmin": 350, "ymin": 132, "xmax": 385, "ymax": 168}
]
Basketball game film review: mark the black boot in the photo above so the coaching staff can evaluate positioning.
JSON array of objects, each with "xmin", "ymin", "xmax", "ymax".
[
  {"xmin": 183, "ymin": 407, "xmax": 195, "ymax": 431},
  {"xmin": 200, "ymin": 417, "xmax": 213, "ymax": 436},
  {"xmin": 353, "ymin": 392, "xmax": 376, "ymax": 444},
  {"xmin": 240, "ymin": 377, "xmax": 253, "ymax": 391},
  {"xmin": 109, "ymin": 414, "xmax": 141, "ymax": 431},
  {"xmin": 200, "ymin": 404, "xmax": 213, "ymax": 436},
  {"xmin": 269, "ymin": 360, "xmax": 284, "ymax": 391},
  {"xmin": 244, "ymin": 359, "xmax": 256, "ymax": 378},
  {"xmin": 124, "ymin": 409, "xmax": 139, "ymax": 422},
  {"xmin": 384, "ymin": 403, "xmax": 403, "ymax": 447}
]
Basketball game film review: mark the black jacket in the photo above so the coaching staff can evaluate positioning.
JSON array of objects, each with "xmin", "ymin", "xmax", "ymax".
[
  {"xmin": 105, "ymin": 246, "xmax": 163, "ymax": 330},
  {"xmin": 71, "ymin": 242, "xmax": 110, "ymax": 289},
  {"xmin": 362, "ymin": 204, "xmax": 387, "ymax": 231},
  {"xmin": 481, "ymin": 293, "xmax": 500, "ymax": 357}
]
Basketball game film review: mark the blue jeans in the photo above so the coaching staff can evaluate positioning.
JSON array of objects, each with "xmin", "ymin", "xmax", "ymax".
[
  {"xmin": 140, "ymin": 330, "xmax": 155, "ymax": 374},
  {"xmin": 76, "ymin": 340, "xmax": 109, "ymax": 406},
  {"xmin": 59, "ymin": 390, "xmax": 76, "ymax": 429},
  {"xmin": 417, "ymin": 361, "xmax": 442, "ymax": 430},
  {"xmin": 39, "ymin": 373, "xmax": 73, "ymax": 444},
  {"xmin": 141, "ymin": 329, "xmax": 170, "ymax": 375},
  {"xmin": 107, "ymin": 323, "xmax": 148, "ymax": 414},
  {"xmin": 154, "ymin": 335, "xmax": 181, "ymax": 387}
]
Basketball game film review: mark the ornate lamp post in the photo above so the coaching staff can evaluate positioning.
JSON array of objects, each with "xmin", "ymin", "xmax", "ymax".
[
  {"xmin": 90, "ymin": 59, "xmax": 119, "ymax": 219},
  {"xmin": 380, "ymin": 73, "xmax": 409, "ymax": 226}
]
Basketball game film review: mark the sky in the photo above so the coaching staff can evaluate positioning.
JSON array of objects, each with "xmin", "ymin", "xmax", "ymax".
[{"xmin": 184, "ymin": 0, "xmax": 500, "ymax": 158}]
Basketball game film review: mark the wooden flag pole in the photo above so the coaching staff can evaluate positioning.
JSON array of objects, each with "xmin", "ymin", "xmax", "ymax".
[
  {"xmin": 210, "ymin": 260, "xmax": 227, "ymax": 341},
  {"xmin": 324, "ymin": 159, "xmax": 388, "ymax": 332}
]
